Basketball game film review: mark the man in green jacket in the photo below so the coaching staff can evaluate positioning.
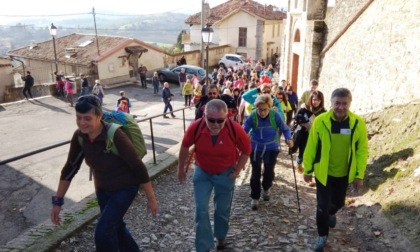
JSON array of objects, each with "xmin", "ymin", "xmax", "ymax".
[{"xmin": 303, "ymin": 88, "xmax": 368, "ymax": 252}]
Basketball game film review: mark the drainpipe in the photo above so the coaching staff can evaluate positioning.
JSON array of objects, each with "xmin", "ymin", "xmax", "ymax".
[{"xmin": 10, "ymin": 56, "xmax": 26, "ymax": 75}]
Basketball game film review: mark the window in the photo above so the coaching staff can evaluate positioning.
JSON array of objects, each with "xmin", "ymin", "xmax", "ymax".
[{"xmin": 238, "ymin": 27, "xmax": 247, "ymax": 47}]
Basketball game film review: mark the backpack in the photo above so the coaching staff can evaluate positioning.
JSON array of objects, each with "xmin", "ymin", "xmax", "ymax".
[
  {"xmin": 250, "ymin": 108, "xmax": 278, "ymax": 131},
  {"xmin": 249, "ymin": 108, "xmax": 280, "ymax": 148},
  {"xmin": 78, "ymin": 111, "xmax": 147, "ymax": 180}
]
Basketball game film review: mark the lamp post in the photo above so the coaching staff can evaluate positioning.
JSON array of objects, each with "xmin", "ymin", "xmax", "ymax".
[
  {"xmin": 201, "ymin": 25, "xmax": 214, "ymax": 86},
  {"xmin": 50, "ymin": 23, "xmax": 58, "ymax": 73}
]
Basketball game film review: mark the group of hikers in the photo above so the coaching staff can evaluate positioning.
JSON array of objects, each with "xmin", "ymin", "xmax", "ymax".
[
  {"xmin": 50, "ymin": 61, "xmax": 368, "ymax": 252},
  {"xmin": 54, "ymin": 72, "xmax": 106, "ymax": 107}
]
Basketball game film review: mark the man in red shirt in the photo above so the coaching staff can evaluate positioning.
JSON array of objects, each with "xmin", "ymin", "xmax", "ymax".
[{"xmin": 178, "ymin": 99, "xmax": 251, "ymax": 252}]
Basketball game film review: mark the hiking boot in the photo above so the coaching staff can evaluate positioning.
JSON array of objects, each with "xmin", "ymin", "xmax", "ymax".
[
  {"xmin": 171, "ymin": 113, "xmax": 176, "ymax": 118},
  {"xmin": 163, "ymin": 115, "xmax": 169, "ymax": 118},
  {"xmin": 297, "ymin": 164, "xmax": 304, "ymax": 174},
  {"xmin": 251, "ymin": 199, "xmax": 258, "ymax": 210},
  {"xmin": 262, "ymin": 190, "xmax": 270, "ymax": 201},
  {"xmin": 216, "ymin": 239, "xmax": 228, "ymax": 250},
  {"xmin": 328, "ymin": 214, "xmax": 337, "ymax": 228},
  {"xmin": 314, "ymin": 236, "xmax": 327, "ymax": 252}
]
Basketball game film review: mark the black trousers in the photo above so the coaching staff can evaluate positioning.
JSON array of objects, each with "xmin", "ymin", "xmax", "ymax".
[
  {"xmin": 315, "ymin": 176, "xmax": 349, "ymax": 236},
  {"xmin": 22, "ymin": 85, "xmax": 33, "ymax": 98},
  {"xmin": 250, "ymin": 150, "xmax": 280, "ymax": 199}
]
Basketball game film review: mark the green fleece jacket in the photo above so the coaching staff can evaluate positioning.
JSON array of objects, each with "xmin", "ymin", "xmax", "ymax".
[{"xmin": 303, "ymin": 109, "xmax": 369, "ymax": 186}]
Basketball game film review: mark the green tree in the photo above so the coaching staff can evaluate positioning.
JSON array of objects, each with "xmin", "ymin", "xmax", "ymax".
[{"xmin": 176, "ymin": 29, "xmax": 186, "ymax": 51}]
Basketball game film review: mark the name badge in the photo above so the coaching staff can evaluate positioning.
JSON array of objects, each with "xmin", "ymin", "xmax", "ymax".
[{"xmin": 340, "ymin": 128, "xmax": 351, "ymax": 134}]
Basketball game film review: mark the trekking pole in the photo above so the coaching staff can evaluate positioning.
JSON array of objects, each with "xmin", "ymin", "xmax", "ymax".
[{"xmin": 289, "ymin": 150, "xmax": 301, "ymax": 213}]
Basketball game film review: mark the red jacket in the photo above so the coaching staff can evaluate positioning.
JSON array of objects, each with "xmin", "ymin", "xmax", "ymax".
[{"xmin": 182, "ymin": 119, "xmax": 251, "ymax": 174}]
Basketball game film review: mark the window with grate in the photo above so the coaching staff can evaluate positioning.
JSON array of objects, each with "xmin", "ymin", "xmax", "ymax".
[{"xmin": 238, "ymin": 27, "xmax": 247, "ymax": 47}]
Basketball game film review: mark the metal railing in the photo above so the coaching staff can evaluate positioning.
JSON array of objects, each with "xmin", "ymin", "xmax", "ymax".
[{"xmin": 0, "ymin": 107, "xmax": 193, "ymax": 166}]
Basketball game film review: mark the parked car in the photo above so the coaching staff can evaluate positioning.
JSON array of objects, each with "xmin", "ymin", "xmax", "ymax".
[
  {"xmin": 157, "ymin": 65, "xmax": 207, "ymax": 84},
  {"xmin": 218, "ymin": 54, "xmax": 246, "ymax": 69}
]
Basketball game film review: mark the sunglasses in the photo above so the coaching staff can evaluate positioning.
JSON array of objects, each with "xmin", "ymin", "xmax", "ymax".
[
  {"xmin": 208, "ymin": 92, "xmax": 217, "ymax": 95},
  {"xmin": 75, "ymin": 95, "xmax": 101, "ymax": 107},
  {"xmin": 206, "ymin": 117, "xmax": 226, "ymax": 124},
  {"xmin": 262, "ymin": 91, "xmax": 271, "ymax": 94}
]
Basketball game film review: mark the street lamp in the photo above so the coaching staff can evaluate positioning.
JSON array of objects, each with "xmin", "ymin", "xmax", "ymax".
[
  {"xmin": 49, "ymin": 23, "xmax": 58, "ymax": 73},
  {"xmin": 201, "ymin": 25, "xmax": 214, "ymax": 86}
]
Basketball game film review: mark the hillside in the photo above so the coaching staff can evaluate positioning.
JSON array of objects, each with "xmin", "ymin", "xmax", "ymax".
[
  {"xmin": 0, "ymin": 12, "xmax": 189, "ymax": 56},
  {"xmin": 353, "ymin": 100, "xmax": 420, "ymax": 249}
]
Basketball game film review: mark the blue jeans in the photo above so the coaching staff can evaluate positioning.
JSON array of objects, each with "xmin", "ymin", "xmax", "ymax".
[
  {"xmin": 193, "ymin": 165, "xmax": 235, "ymax": 252},
  {"xmin": 163, "ymin": 100, "xmax": 173, "ymax": 114},
  {"xmin": 95, "ymin": 186, "xmax": 140, "ymax": 252},
  {"xmin": 80, "ymin": 87, "xmax": 89, "ymax": 96},
  {"xmin": 250, "ymin": 150, "xmax": 280, "ymax": 199},
  {"xmin": 153, "ymin": 82, "xmax": 159, "ymax": 94},
  {"xmin": 140, "ymin": 76, "xmax": 147, "ymax": 88}
]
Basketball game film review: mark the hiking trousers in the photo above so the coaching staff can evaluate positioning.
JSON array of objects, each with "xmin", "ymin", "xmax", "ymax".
[
  {"xmin": 250, "ymin": 150, "xmax": 280, "ymax": 199},
  {"xmin": 95, "ymin": 186, "xmax": 140, "ymax": 252},
  {"xmin": 193, "ymin": 165, "xmax": 235, "ymax": 252},
  {"xmin": 315, "ymin": 176, "xmax": 349, "ymax": 236}
]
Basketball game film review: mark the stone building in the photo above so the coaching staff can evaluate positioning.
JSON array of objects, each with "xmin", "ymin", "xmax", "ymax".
[{"xmin": 280, "ymin": 0, "xmax": 420, "ymax": 114}]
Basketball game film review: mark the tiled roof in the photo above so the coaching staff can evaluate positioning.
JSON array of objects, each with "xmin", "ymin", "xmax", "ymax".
[
  {"xmin": 7, "ymin": 33, "xmax": 165, "ymax": 66},
  {"xmin": 185, "ymin": 0, "xmax": 286, "ymax": 25}
]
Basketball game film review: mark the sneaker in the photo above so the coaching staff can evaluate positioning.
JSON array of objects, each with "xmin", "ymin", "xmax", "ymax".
[
  {"xmin": 314, "ymin": 236, "xmax": 327, "ymax": 252},
  {"xmin": 297, "ymin": 164, "xmax": 304, "ymax": 174},
  {"xmin": 251, "ymin": 199, "xmax": 258, "ymax": 210},
  {"xmin": 262, "ymin": 190, "xmax": 270, "ymax": 201},
  {"xmin": 328, "ymin": 214, "xmax": 336, "ymax": 228}
]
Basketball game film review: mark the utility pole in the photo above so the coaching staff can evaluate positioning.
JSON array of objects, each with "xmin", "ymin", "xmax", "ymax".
[{"xmin": 92, "ymin": 7, "xmax": 100, "ymax": 56}]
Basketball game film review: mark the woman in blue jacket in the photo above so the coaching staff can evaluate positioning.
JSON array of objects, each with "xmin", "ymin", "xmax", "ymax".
[
  {"xmin": 243, "ymin": 94, "xmax": 293, "ymax": 210},
  {"xmin": 242, "ymin": 83, "xmax": 286, "ymax": 121}
]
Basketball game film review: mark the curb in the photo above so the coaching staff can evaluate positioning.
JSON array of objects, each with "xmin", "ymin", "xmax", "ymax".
[{"xmin": 1, "ymin": 143, "xmax": 181, "ymax": 252}]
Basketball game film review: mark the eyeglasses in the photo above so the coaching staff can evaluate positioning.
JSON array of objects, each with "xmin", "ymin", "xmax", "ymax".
[
  {"xmin": 206, "ymin": 117, "xmax": 226, "ymax": 124},
  {"xmin": 208, "ymin": 92, "xmax": 217, "ymax": 95}
]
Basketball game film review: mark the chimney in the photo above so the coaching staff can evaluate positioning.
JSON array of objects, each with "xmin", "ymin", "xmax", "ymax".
[{"xmin": 29, "ymin": 40, "xmax": 38, "ymax": 49}]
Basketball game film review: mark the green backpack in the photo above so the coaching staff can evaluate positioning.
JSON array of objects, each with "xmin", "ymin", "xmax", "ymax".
[
  {"xmin": 249, "ymin": 108, "xmax": 280, "ymax": 143},
  {"xmin": 78, "ymin": 111, "xmax": 147, "ymax": 180},
  {"xmin": 250, "ymin": 108, "xmax": 278, "ymax": 130}
]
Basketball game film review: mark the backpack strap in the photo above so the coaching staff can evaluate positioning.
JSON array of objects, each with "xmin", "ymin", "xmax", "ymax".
[
  {"xmin": 106, "ymin": 123, "xmax": 122, "ymax": 156},
  {"xmin": 268, "ymin": 109, "xmax": 278, "ymax": 130},
  {"xmin": 193, "ymin": 118, "xmax": 206, "ymax": 143},
  {"xmin": 225, "ymin": 118, "xmax": 237, "ymax": 144},
  {"xmin": 250, "ymin": 108, "xmax": 278, "ymax": 130}
]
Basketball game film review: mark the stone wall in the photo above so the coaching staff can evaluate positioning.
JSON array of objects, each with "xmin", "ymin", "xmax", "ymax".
[
  {"xmin": 319, "ymin": 0, "xmax": 420, "ymax": 114},
  {"xmin": 323, "ymin": 0, "xmax": 367, "ymax": 46},
  {"xmin": 3, "ymin": 84, "xmax": 57, "ymax": 103}
]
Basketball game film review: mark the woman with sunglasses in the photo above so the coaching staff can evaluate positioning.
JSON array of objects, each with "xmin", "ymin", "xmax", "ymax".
[
  {"xmin": 243, "ymin": 94, "xmax": 293, "ymax": 210},
  {"xmin": 50, "ymin": 95, "xmax": 158, "ymax": 252},
  {"xmin": 241, "ymin": 83, "xmax": 286, "ymax": 121}
]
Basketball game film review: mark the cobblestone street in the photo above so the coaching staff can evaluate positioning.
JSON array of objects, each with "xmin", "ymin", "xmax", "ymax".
[{"xmin": 54, "ymin": 144, "xmax": 396, "ymax": 252}]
